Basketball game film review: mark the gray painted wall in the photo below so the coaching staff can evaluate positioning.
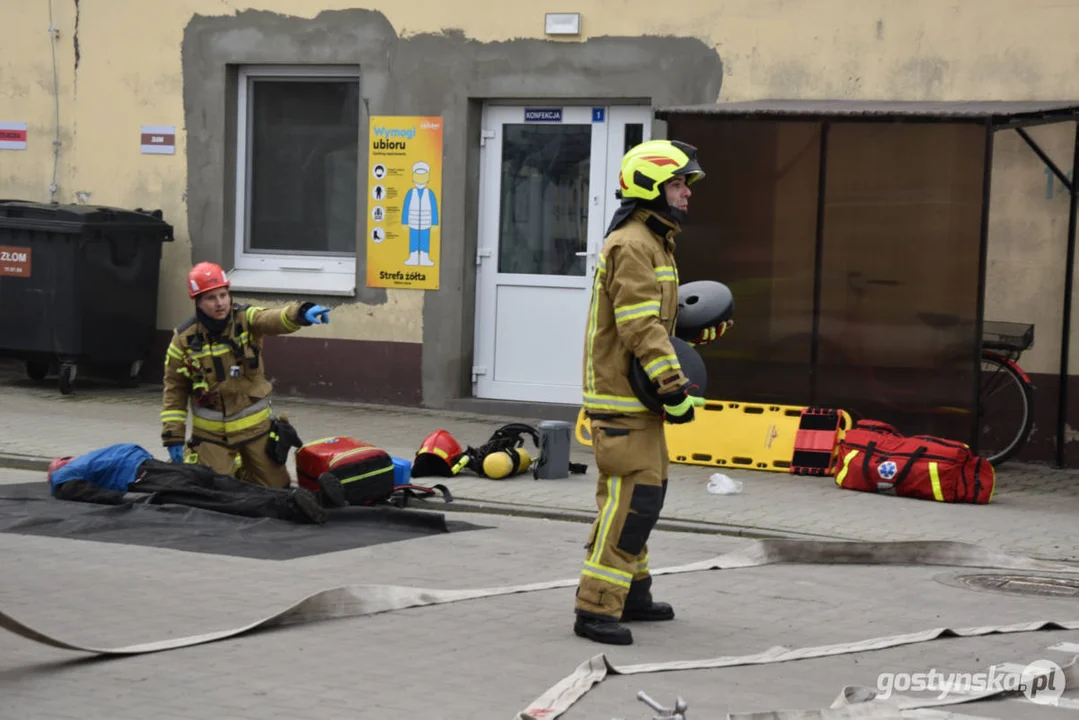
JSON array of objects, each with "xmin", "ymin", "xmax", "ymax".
[{"xmin": 182, "ymin": 9, "xmax": 723, "ymax": 408}]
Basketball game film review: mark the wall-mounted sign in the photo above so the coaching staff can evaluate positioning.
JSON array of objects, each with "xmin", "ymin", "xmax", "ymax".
[
  {"xmin": 0, "ymin": 245, "xmax": 31, "ymax": 277},
  {"xmin": 140, "ymin": 125, "xmax": 175, "ymax": 155},
  {"xmin": 365, "ymin": 116, "xmax": 444, "ymax": 290},
  {"xmin": 0, "ymin": 122, "xmax": 27, "ymax": 150},
  {"xmin": 524, "ymin": 108, "xmax": 562, "ymax": 123}
]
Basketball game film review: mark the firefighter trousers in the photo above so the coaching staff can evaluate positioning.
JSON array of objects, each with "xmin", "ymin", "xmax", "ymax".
[
  {"xmin": 574, "ymin": 414, "xmax": 668, "ymax": 621},
  {"xmin": 192, "ymin": 420, "xmax": 292, "ymax": 489}
]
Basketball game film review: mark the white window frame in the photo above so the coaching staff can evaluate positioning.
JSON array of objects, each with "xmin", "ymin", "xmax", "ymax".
[{"xmin": 230, "ymin": 64, "xmax": 360, "ymax": 297}]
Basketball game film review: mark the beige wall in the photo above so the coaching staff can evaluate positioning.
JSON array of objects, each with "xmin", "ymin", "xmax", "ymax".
[
  {"xmin": 2, "ymin": 0, "xmax": 1078, "ymax": 371},
  {"xmin": 985, "ymin": 124, "xmax": 1074, "ymax": 375}
]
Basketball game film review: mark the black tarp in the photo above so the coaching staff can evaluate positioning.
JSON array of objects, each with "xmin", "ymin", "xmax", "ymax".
[{"xmin": 0, "ymin": 482, "xmax": 488, "ymax": 561}]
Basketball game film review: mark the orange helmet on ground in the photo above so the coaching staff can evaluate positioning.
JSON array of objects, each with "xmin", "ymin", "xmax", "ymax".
[
  {"xmin": 411, "ymin": 429, "xmax": 464, "ymax": 478},
  {"xmin": 47, "ymin": 456, "xmax": 74, "ymax": 483},
  {"xmin": 188, "ymin": 262, "xmax": 230, "ymax": 299}
]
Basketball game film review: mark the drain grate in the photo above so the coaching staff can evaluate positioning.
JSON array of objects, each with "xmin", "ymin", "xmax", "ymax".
[{"xmin": 945, "ymin": 573, "xmax": 1079, "ymax": 598}]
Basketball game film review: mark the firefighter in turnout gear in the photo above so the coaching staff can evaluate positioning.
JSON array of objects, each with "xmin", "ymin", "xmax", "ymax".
[
  {"xmin": 574, "ymin": 139, "xmax": 724, "ymax": 646},
  {"xmin": 160, "ymin": 262, "xmax": 331, "ymax": 488}
]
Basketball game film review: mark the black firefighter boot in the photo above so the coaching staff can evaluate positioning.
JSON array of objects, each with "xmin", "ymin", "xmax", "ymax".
[
  {"xmin": 286, "ymin": 487, "xmax": 329, "ymax": 524},
  {"xmin": 620, "ymin": 576, "xmax": 675, "ymax": 622},
  {"xmin": 574, "ymin": 610, "xmax": 634, "ymax": 646},
  {"xmin": 317, "ymin": 472, "xmax": 349, "ymax": 508}
]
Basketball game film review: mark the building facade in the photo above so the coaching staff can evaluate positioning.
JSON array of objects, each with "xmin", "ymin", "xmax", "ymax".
[{"xmin": 3, "ymin": 2, "xmax": 1079, "ymax": 454}]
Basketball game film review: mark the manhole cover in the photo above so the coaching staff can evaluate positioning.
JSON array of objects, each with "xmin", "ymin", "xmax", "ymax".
[{"xmin": 945, "ymin": 573, "xmax": 1079, "ymax": 598}]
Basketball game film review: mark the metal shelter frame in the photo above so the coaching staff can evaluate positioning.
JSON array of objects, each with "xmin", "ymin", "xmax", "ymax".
[{"xmin": 654, "ymin": 100, "xmax": 1079, "ymax": 467}]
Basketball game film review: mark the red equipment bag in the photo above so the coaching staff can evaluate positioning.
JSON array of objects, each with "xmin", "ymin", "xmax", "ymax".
[
  {"xmin": 296, "ymin": 436, "xmax": 395, "ymax": 506},
  {"xmin": 833, "ymin": 420, "xmax": 995, "ymax": 504}
]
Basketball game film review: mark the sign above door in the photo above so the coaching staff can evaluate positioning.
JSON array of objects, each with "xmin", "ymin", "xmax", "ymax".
[{"xmin": 524, "ymin": 108, "xmax": 563, "ymax": 123}]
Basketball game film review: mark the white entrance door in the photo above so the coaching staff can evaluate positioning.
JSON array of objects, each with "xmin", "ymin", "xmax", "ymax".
[{"xmin": 472, "ymin": 104, "xmax": 653, "ymax": 404}]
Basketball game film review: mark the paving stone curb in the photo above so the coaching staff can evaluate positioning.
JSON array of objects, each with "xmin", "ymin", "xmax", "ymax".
[{"xmin": 0, "ymin": 453, "xmax": 50, "ymax": 472}]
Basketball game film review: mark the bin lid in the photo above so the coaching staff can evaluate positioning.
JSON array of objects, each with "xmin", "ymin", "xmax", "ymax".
[{"xmin": 0, "ymin": 200, "xmax": 174, "ymax": 239}]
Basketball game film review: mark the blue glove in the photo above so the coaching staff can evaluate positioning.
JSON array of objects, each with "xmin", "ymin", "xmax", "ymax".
[
  {"xmin": 167, "ymin": 445, "xmax": 185, "ymax": 463},
  {"xmin": 304, "ymin": 304, "xmax": 331, "ymax": 325}
]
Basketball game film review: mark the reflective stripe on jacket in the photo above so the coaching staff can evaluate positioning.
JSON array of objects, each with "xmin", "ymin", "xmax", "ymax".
[{"xmin": 190, "ymin": 396, "xmax": 273, "ymax": 436}]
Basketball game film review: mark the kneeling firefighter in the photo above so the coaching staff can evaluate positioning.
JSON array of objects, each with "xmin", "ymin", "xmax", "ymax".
[
  {"xmin": 573, "ymin": 139, "xmax": 730, "ymax": 646},
  {"xmin": 160, "ymin": 262, "xmax": 331, "ymax": 488}
]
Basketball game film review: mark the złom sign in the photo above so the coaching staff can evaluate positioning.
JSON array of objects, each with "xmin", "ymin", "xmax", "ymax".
[
  {"xmin": 0, "ymin": 246, "xmax": 31, "ymax": 277},
  {"xmin": 0, "ymin": 249, "xmax": 28, "ymax": 263}
]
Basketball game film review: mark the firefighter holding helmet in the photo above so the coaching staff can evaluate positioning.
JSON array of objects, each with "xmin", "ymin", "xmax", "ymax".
[
  {"xmin": 160, "ymin": 262, "xmax": 331, "ymax": 488},
  {"xmin": 573, "ymin": 139, "xmax": 731, "ymax": 646}
]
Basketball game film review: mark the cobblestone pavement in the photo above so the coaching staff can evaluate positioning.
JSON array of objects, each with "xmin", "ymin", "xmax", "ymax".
[
  {"xmin": 4, "ymin": 465, "xmax": 1079, "ymax": 720},
  {"xmin": 3, "ymin": 363, "xmax": 1079, "ymax": 561}
]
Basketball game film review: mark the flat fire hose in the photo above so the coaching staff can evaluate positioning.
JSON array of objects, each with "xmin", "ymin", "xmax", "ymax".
[
  {"xmin": 4, "ymin": 538, "xmax": 1079, "ymax": 717},
  {"xmin": 515, "ymin": 622, "xmax": 1079, "ymax": 719}
]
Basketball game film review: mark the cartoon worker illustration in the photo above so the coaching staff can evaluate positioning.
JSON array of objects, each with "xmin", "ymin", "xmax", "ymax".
[{"xmin": 401, "ymin": 160, "xmax": 439, "ymax": 267}]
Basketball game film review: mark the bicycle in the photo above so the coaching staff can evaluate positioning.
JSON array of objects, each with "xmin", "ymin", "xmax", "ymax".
[
  {"xmin": 744, "ymin": 272, "xmax": 1036, "ymax": 467},
  {"xmin": 973, "ymin": 318, "xmax": 1036, "ymax": 466}
]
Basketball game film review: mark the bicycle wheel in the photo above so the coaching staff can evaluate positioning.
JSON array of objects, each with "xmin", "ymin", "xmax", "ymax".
[{"xmin": 976, "ymin": 352, "xmax": 1034, "ymax": 466}]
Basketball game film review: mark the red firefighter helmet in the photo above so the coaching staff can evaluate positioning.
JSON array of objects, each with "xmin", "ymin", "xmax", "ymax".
[
  {"xmin": 411, "ymin": 429, "xmax": 464, "ymax": 478},
  {"xmin": 47, "ymin": 456, "xmax": 74, "ymax": 483},
  {"xmin": 188, "ymin": 262, "xmax": 230, "ymax": 299}
]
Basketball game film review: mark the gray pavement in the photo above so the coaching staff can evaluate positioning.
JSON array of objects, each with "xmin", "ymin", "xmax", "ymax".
[
  {"xmin": 6, "ymin": 362, "xmax": 1079, "ymax": 717},
  {"xmin": 2, "ymin": 363, "xmax": 1079, "ymax": 561},
  {"xmin": 3, "ymin": 463, "xmax": 1079, "ymax": 719}
]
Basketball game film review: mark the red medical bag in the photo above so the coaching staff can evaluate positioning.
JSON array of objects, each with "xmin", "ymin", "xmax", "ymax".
[
  {"xmin": 833, "ymin": 420, "xmax": 995, "ymax": 504},
  {"xmin": 296, "ymin": 436, "xmax": 395, "ymax": 505}
]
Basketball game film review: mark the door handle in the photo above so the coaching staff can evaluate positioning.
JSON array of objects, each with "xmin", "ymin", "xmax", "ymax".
[{"xmin": 575, "ymin": 251, "xmax": 595, "ymax": 258}]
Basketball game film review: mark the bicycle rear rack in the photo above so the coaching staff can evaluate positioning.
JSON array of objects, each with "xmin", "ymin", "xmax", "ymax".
[{"xmin": 982, "ymin": 320, "xmax": 1034, "ymax": 354}]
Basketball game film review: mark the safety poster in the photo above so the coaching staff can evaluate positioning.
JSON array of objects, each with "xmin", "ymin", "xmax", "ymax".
[{"xmin": 365, "ymin": 115, "xmax": 444, "ymax": 290}]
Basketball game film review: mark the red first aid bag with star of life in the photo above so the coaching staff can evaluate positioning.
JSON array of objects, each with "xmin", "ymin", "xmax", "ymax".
[{"xmin": 833, "ymin": 420, "xmax": 995, "ymax": 504}]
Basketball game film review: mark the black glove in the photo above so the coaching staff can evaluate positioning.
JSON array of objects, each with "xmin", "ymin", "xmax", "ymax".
[{"xmin": 657, "ymin": 388, "xmax": 706, "ymax": 425}]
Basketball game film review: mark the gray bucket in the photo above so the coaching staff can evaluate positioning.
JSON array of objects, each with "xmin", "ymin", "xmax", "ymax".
[{"xmin": 534, "ymin": 420, "xmax": 573, "ymax": 479}]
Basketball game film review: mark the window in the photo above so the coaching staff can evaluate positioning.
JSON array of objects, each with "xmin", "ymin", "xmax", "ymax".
[
  {"xmin": 232, "ymin": 65, "xmax": 360, "ymax": 296},
  {"xmin": 497, "ymin": 124, "xmax": 592, "ymax": 276},
  {"xmin": 623, "ymin": 123, "xmax": 643, "ymax": 154}
]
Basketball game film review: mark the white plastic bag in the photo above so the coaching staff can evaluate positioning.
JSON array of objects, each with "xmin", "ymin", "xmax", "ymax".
[{"xmin": 707, "ymin": 473, "xmax": 743, "ymax": 495}]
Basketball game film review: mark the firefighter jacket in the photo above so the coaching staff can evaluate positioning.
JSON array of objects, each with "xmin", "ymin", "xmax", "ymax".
[
  {"xmin": 161, "ymin": 302, "xmax": 310, "ymax": 448},
  {"xmin": 582, "ymin": 208, "xmax": 689, "ymax": 417}
]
